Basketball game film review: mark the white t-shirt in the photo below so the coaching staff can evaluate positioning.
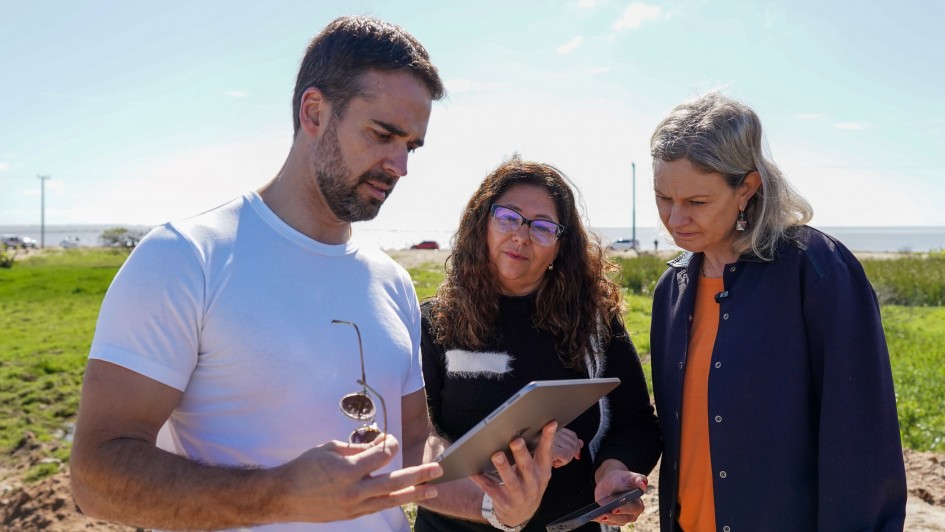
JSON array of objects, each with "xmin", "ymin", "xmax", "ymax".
[{"xmin": 89, "ymin": 191, "xmax": 424, "ymax": 531}]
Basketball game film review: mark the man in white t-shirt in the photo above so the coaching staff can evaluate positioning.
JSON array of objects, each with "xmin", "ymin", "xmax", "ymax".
[{"xmin": 68, "ymin": 15, "xmax": 559, "ymax": 532}]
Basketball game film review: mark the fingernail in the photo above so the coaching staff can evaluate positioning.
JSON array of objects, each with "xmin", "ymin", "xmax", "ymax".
[
  {"xmin": 425, "ymin": 487, "xmax": 438, "ymax": 499},
  {"xmin": 494, "ymin": 453, "xmax": 506, "ymax": 465},
  {"xmin": 430, "ymin": 465, "xmax": 443, "ymax": 478}
]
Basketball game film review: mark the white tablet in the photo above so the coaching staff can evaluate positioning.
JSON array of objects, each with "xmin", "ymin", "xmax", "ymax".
[{"xmin": 427, "ymin": 378, "xmax": 620, "ymax": 484}]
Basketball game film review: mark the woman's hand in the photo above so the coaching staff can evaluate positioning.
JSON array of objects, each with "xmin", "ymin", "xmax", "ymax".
[
  {"xmin": 469, "ymin": 420, "xmax": 558, "ymax": 528},
  {"xmin": 550, "ymin": 427, "xmax": 583, "ymax": 468},
  {"xmin": 591, "ymin": 460, "xmax": 648, "ymax": 526}
]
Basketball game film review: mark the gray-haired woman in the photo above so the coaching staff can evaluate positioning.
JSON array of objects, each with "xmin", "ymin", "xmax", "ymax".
[{"xmin": 648, "ymin": 92, "xmax": 906, "ymax": 531}]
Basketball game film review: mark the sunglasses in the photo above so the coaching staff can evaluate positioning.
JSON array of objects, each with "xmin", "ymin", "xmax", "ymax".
[
  {"xmin": 490, "ymin": 204, "xmax": 566, "ymax": 247},
  {"xmin": 332, "ymin": 320, "xmax": 387, "ymax": 445}
]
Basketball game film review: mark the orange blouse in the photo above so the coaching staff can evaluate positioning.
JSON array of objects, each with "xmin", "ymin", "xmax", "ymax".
[{"xmin": 677, "ymin": 275, "xmax": 723, "ymax": 532}]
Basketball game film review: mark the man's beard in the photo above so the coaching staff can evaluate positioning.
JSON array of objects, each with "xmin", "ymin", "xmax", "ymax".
[{"xmin": 314, "ymin": 122, "xmax": 396, "ymax": 222}]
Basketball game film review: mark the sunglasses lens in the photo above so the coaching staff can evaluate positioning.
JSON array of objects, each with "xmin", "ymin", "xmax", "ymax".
[
  {"xmin": 340, "ymin": 392, "xmax": 375, "ymax": 421},
  {"xmin": 349, "ymin": 425, "xmax": 382, "ymax": 444}
]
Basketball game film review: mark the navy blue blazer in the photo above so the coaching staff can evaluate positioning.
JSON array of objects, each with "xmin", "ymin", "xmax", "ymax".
[{"xmin": 651, "ymin": 226, "xmax": 906, "ymax": 531}]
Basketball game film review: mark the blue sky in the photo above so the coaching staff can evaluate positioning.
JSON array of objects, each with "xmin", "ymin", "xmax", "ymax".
[{"xmin": 1, "ymin": 0, "xmax": 943, "ymax": 232}]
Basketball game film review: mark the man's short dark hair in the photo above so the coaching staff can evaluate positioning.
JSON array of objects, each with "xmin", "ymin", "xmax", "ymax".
[{"xmin": 292, "ymin": 16, "xmax": 445, "ymax": 137}]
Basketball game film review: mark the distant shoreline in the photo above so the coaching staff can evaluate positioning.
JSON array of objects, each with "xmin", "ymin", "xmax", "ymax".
[
  {"xmin": 2, "ymin": 224, "xmax": 944, "ymax": 254},
  {"xmin": 9, "ymin": 246, "xmax": 934, "ymax": 268}
]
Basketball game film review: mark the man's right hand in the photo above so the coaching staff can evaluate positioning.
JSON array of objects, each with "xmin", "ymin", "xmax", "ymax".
[{"xmin": 275, "ymin": 434, "xmax": 442, "ymax": 522}]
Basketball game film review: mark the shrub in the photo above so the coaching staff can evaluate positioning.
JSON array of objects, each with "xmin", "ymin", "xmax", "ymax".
[
  {"xmin": 862, "ymin": 254, "xmax": 945, "ymax": 306},
  {"xmin": 0, "ymin": 249, "xmax": 15, "ymax": 269},
  {"xmin": 99, "ymin": 227, "xmax": 146, "ymax": 249}
]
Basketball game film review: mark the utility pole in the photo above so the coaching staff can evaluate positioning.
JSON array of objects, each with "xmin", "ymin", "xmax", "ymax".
[
  {"xmin": 37, "ymin": 174, "xmax": 50, "ymax": 248},
  {"xmin": 631, "ymin": 162, "xmax": 637, "ymax": 250}
]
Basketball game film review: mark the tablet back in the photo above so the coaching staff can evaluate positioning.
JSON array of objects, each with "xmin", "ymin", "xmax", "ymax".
[{"xmin": 428, "ymin": 377, "xmax": 620, "ymax": 484}]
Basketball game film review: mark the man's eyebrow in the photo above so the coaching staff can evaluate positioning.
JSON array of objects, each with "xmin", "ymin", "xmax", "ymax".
[{"xmin": 372, "ymin": 119, "xmax": 424, "ymax": 147}]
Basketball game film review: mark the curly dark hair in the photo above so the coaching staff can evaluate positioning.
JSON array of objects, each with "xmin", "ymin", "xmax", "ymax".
[{"xmin": 428, "ymin": 157, "xmax": 625, "ymax": 370}]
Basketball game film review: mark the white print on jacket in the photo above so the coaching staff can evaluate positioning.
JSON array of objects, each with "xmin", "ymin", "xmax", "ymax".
[{"xmin": 445, "ymin": 349, "xmax": 512, "ymax": 378}]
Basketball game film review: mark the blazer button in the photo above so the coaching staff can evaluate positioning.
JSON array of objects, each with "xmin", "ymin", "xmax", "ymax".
[
  {"xmin": 715, "ymin": 361, "xmax": 722, "ymax": 368},
  {"xmin": 723, "ymin": 526, "xmax": 731, "ymax": 532},
  {"xmin": 678, "ymin": 361, "xmax": 684, "ymax": 369},
  {"xmin": 715, "ymin": 415, "xmax": 722, "ymax": 423},
  {"xmin": 729, "ymin": 266, "xmax": 736, "ymax": 272},
  {"xmin": 688, "ymin": 314, "xmax": 693, "ymax": 321},
  {"xmin": 722, "ymin": 313, "xmax": 729, "ymax": 320},
  {"xmin": 675, "ymin": 411, "xmax": 679, "ymax": 420},
  {"xmin": 719, "ymin": 471, "xmax": 727, "ymax": 478}
]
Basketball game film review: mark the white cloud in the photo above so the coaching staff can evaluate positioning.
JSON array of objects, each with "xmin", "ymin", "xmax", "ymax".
[
  {"xmin": 0, "ymin": 162, "xmax": 9, "ymax": 172},
  {"xmin": 557, "ymin": 36, "xmax": 583, "ymax": 54},
  {"xmin": 225, "ymin": 90, "xmax": 249, "ymax": 98},
  {"xmin": 834, "ymin": 122, "xmax": 867, "ymax": 130},
  {"xmin": 578, "ymin": 0, "xmax": 597, "ymax": 7},
  {"xmin": 613, "ymin": 2, "xmax": 661, "ymax": 30}
]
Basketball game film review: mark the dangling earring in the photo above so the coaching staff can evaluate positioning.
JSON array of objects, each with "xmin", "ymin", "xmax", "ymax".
[
  {"xmin": 548, "ymin": 262, "xmax": 554, "ymax": 271},
  {"xmin": 736, "ymin": 210, "xmax": 748, "ymax": 231}
]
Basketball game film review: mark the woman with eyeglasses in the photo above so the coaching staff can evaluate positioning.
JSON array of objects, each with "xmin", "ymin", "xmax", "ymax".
[
  {"xmin": 648, "ymin": 92, "xmax": 906, "ymax": 531},
  {"xmin": 415, "ymin": 156, "xmax": 662, "ymax": 531}
]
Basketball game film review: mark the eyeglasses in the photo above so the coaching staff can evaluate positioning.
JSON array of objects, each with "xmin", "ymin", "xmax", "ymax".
[
  {"xmin": 331, "ymin": 320, "xmax": 387, "ymax": 445},
  {"xmin": 490, "ymin": 204, "xmax": 566, "ymax": 247}
]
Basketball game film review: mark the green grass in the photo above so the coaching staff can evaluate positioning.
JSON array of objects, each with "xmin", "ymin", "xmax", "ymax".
[
  {"xmin": 1, "ymin": 249, "xmax": 942, "ymax": 486},
  {"xmin": 881, "ymin": 305, "xmax": 945, "ymax": 450},
  {"xmin": 0, "ymin": 249, "xmax": 127, "ymax": 454},
  {"xmin": 406, "ymin": 263, "xmax": 445, "ymax": 301}
]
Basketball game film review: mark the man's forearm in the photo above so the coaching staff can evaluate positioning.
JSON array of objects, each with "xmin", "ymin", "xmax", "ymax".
[{"xmin": 71, "ymin": 439, "xmax": 286, "ymax": 530}]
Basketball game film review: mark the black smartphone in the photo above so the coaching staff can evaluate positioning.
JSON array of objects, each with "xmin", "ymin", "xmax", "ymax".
[{"xmin": 544, "ymin": 488, "xmax": 644, "ymax": 532}]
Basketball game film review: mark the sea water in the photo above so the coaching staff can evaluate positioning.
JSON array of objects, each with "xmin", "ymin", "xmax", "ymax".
[{"xmin": 1, "ymin": 224, "xmax": 943, "ymax": 253}]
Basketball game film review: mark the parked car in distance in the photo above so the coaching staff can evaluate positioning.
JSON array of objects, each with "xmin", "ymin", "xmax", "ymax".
[
  {"xmin": 1, "ymin": 234, "xmax": 38, "ymax": 249},
  {"xmin": 60, "ymin": 236, "xmax": 81, "ymax": 248},
  {"xmin": 410, "ymin": 240, "xmax": 440, "ymax": 250},
  {"xmin": 607, "ymin": 238, "xmax": 638, "ymax": 251}
]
